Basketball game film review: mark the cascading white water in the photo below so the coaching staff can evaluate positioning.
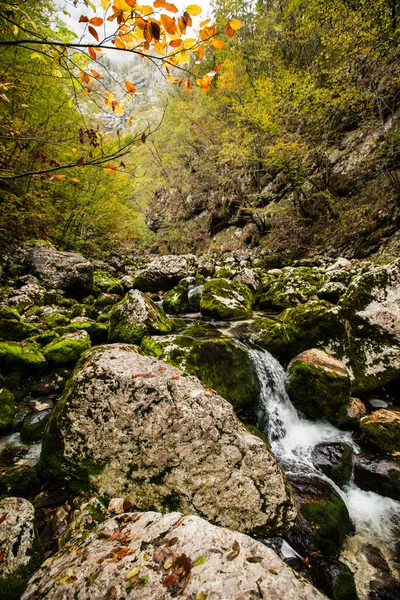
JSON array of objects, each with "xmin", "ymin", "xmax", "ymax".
[{"xmin": 250, "ymin": 349, "xmax": 400, "ymax": 550}]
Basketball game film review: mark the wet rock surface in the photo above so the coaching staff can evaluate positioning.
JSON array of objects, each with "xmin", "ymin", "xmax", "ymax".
[{"xmin": 22, "ymin": 511, "xmax": 326, "ymax": 600}]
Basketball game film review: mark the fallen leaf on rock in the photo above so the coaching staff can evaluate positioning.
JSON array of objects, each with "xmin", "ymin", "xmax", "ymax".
[
  {"xmin": 246, "ymin": 556, "xmax": 263, "ymax": 563},
  {"xmin": 126, "ymin": 566, "xmax": 141, "ymax": 580},
  {"xmin": 113, "ymin": 547, "xmax": 131, "ymax": 560},
  {"xmin": 193, "ymin": 554, "xmax": 206, "ymax": 566},
  {"xmin": 227, "ymin": 540, "xmax": 240, "ymax": 561}
]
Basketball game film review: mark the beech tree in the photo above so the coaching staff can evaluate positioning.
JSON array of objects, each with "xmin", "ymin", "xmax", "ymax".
[{"xmin": 0, "ymin": 0, "xmax": 241, "ymax": 181}]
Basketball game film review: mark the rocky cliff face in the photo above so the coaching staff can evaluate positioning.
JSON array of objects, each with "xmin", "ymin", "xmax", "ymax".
[{"xmin": 147, "ymin": 110, "xmax": 400, "ymax": 260}]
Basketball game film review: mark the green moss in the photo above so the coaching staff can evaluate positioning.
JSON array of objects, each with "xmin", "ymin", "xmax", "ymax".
[
  {"xmin": 56, "ymin": 321, "xmax": 109, "ymax": 345},
  {"xmin": 69, "ymin": 304, "xmax": 98, "ymax": 320},
  {"xmin": 30, "ymin": 331, "xmax": 60, "ymax": 346},
  {"xmin": 258, "ymin": 267, "xmax": 323, "ymax": 310},
  {"xmin": 360, "ymin": 414, "xmax": 400, "ymax": 455},
  {"xmin": 184, "ymin": 321, "xmax": 222, "ymax": 338},
  {"xmin": 93, "ymin": 270, "xmax": 123, "ymax": 295},
  {"xmin": 282, "ymin": 300, "xmax": 347, "ymax": 360},
  {"xmin": 0, "ymin": 465, "xmax": 41, "ymax": 498},
  {"xmin": 43, "ymin": 331, "xmax": 91, "ymax": 366},
  {"xmin": 287, "ymin": 360, "xmax": 351, "ymax": 422},
  {"xmin": 0, "ymin": 307, "xmax": 21, "ymax": 320},
  {"xmin": 0, "ymin": 531, "xmax": 44, "ymax": 600},
  {"xmin": 200, "ymin": 278, "xmax": 253, "ymax": 320},
  {"xmin": 108, "ymin": 290, "xmax": 174, "ymax": 345},
  {"xmin": 330, "ymin": 443, "xmax": 353, "ymax": 489},
  {"xmin": 142, "ymin": 333, "xmax": 260, "ymax": 414},
  {"xmin": 0, "ymin": 388, "xmax": 16, "ymax": 434},
  {"xmin": 94, "ymin": 293, "xmax": 121, "ymax": 308},
  {"xmin": 20, "ymin": 410, "xmax": 51, "ymax": 443},
  {"xmin": 251, "ymin": 317, "xmax": 292, "ymax": 358},
  {"xmin": 163, "ymin": 280, "xmax": 191, "ymax": 315},
  {"xmin": 0, "ymin": 341, "xmax": 46, "ymax": 374},
  {"xmin": 300, "ymin": 490, "xmax": 354, "ymax": 557},
  {"xmin": 332, "ymin": 566, "xmax": 358, "ymax": 600}
]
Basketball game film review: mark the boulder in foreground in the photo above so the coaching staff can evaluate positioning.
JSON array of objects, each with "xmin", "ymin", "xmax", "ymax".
[
  {"xmin": 40, "ymin": 345, "xmax": 296, "ymax": 536},
  {"xmin": 22, "ymin": 511, "xmax": 325, "ymax": 600}
]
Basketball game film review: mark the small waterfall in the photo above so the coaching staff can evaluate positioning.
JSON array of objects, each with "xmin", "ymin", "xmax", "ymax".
[{"xmin": 250, "ymin": 348, "xmax": 400, "ymax": 552}]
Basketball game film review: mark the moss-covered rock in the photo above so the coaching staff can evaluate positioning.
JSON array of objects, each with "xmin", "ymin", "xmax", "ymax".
[
  {"xmin": 258, "ymin": 267, "xmax": 324, "ymax": 310},
  {"xmin": 200, "ymin": 278, "xmax": 253, "ymax": 320},
  {"xmin": 68, "ymin": 303, "xmax": 98, "ymax": 320},
  {"xmin": 286, "ymin": 473, "xmax": 354, "ymax": 559},
  {"xmin": 163, "ymin": 277, "xmax": 204, "ymax": 315},
  {"xmin": 286, "ymin": 349, "xmax": 351, "ymax": 422},
  {"xmin": 184, "ymin": 321, "xmax": 222, "ymax": 338},
  {"xmin": 0, "ymin": 465, "xmax": 41, "ymax": 498},
  {"xmin": 141, "ymin": 334, "xmax": 260, "ymax": 414},
  {"xmin": 94, "ymin": 293, "xmax": 121, "ymax": 308},
  {"xmin": 20, "ymin": 409, "xmax": 52, "ymax": 443},
  {"xmin": 338, "ymin": 258, "xmax": 400, "ymax": 393},
  {"xmin": 0, "ymin": 388, "xmax": 16, "ymax": 434},
  {"xmin": 0, "ymin": 341, "xmax": 46, "ymax": 374},
  {"xmin": 108, "ymin": 289, "xmax": 174, "ymax": 345},
  {"xmin": 249, "ymin": 317, "xmax": 292, "ymax": 358},
  {"xmin": 93, "ymin": 269, "xmax": 124, "ymax": 295},
  {"xmin": 56, "ymin": 320, "xmax": 109, "ymax": 345},
  {"xmin": 0, "ymin": 306, "xmax": 20, "ymax": 321},
  {"xmin": 360, "ymin": 410, "xmax": 400, "ymax": 455},
  {"xmin": 43, "ymin": 330, "xmax": 91, "ymax": 366},
  {"xmin": 0, "ymin": 317, "xmax": 41, "ymax": 342},
  {"xmin": 311, "ymin": 442, "xmax": 353, "ymax": 489}
]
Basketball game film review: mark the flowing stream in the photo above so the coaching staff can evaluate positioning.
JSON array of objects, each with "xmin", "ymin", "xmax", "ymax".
[{"xmin": 250, "ymin": 349, "xmax": 400, "ymax": 593}]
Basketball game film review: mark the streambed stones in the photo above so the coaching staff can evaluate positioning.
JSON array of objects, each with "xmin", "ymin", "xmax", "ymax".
[
  {"xmin": 40, "ymin": 345, "xmax": 296, "ymax": 536},
  {"xmin": 22, "ymin": 511, "xmax": 325, "ymax": 600}
]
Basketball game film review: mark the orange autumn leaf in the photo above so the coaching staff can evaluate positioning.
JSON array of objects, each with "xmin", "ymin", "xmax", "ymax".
[
  {"xmin": 89, "ymin": 17, "xmax": 104, "ymax": 26},
  {"xmin": 88, "ymin": 46, "xmax": 97, "ymax": 60},
  {"xmin": 88, "ymin": 26, "xmax": 99, "ymax": 41},
  {"xmin": 197, "ymin": 45, "xmax": 204, "ymax": 59},
  {"xmin": 169, "ymin": 39, "xmax": 183, "ymax": 47},
  {"xmin": 211, "ymin": 38, "xmax": 224, "ymax": 49},
  {"xmin": 125, "ymin": 80, "xmax": 136, "ymax": 93},
  {"xmin": 184, "ymin": 78, "xmax": 192, "ymax": 90},
  {"xmin": 91, "ymin": 69, "xmax": 103, "ymax": 79},
  {"xmin": 160, "ymin": 14, "xmax": 177, "ymax": 35},
  {"xmin": 113, "ymin": 37, "xmax": 126, "ymax": 49},
  {"xmin": 226, "ymin": 23, "xmax": 234, "ymax": 37}
]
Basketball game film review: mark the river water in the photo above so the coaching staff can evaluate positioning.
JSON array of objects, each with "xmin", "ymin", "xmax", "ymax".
[{"xmin": 250, "ymin": 349, "xmax": 400, "ymax": 598}]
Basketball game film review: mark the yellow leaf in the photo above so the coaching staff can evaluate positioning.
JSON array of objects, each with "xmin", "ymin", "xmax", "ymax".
[
  {"xmin": 211, "ymin": 39, "xmax": 224, "ymax": 49},
  {"xmin": 136, "ymin": 4, "xmax": 154, "ymax": 16},
  {"xmin": 114, "ymin": 105, "xmax": 123, "ymax": 114},
  {"xmin": 177, "ymin": 49, "xmax": 190, "ymax": 64},
  {"xmin": 13, "ymin": 25, "xmax": 18, "ymax": 36},
  {"xmin": 56, "ymin": 577, "xmax": 69, "ymax": 585},
  {"xmin": 153, "ymin": 41, "xmax": 166, "ymax": 55},
  {"xmin": 199, "ymin": 19, "xmax": 210, "ymax": 27},
  {"xmin": 101, "ymin": 0, "xmax": 110, "ymax": 9},
  {"xmin": 126, "ymin": 566, "xmax": 141, "ymax": 580},
  {"xmin": 113, "ymin": 38, "xmax": 126, "ymax": 49},
  {"xmin": 229, "ymin": 19, "xmax": 242, "ymax": 30},
  {"xmin": 166, "ymin": 74, "xmax": 174, "ymax": 83},
  {"xmin": 185, "ymin": 4, "xmax": 202, "ymax": 16},
  {"xmin": 70, "ymin": 178, "xmax": 80, "ymax": 183},
  {"xmin": 164, "ymin": 557, "xmax": 173, "ymax": 569}
]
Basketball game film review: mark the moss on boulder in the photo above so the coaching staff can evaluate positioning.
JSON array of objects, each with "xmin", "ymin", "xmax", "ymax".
[
  {"xmin": 163, "ymin": 277, "xmax": 204, "ymax": 315},
  {"xmin": 0, "ymin": 319, "xmax": 39, "ymax": 342},
  {"xmin": 200, "ymin": 278, "xmax": 253, "ymax": 320},
  {"xmin": 258, "ymin": 267, "xmax": 323, "ymax": 310},
  {"xmin": 338, "ymin": 258, "xmax": 400, "ymax": 393},
  {"xmin": 360, "ymin": 410, "xmax": 400, "ymax": 455},
  {"xmin": 108, "ymin": 289, "xmax": 174, "ymax": 345},
  {"xmin": 0, "ymin": 341, "xmax": 46, "ymax": 374},
  {"xmin": 0, "ymin": 388, "xmax": 16, "ymax": 434},
  {"xmin": 0, "ymin": 466, "xmax": 40, "ymax": 498},
  {"xmin": 43, "ymin": 330, "xmax": 91, "ymax": 366},
  {"xmin": 141, "ymin": 334, "xmax": 260, "ymax": 414},
  {"xmin": 286, "ymin": 349, "xmax": 351, "ymax": 422}
]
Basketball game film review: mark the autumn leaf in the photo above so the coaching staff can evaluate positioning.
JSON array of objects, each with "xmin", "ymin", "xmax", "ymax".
[
  {"xmin": 141, "ymin": 132, "xmax": 147, "ymax": 143},
  {"xmin": 185, "ymin": 4, "xmax": 202, "ymax": 16},
  {"xmin": 76, "ymin": 157, "xmax": 85, "ymax": 167},
  {"xmin": 79, "ymin": 15, "xmax": 89, "ymax": 23},
  {"xmin": 151, "ymin": 21, "xmax": 161, "ymax": 40},
  {"xmin": 164, "ymin": 2, "xmax": 178, "ymax": 12},
  {"xmin": 101, "ymin": 0, "xmax": 110, "ymax": 9},
  {"xmin": 113, "ymin": 547, "xmax": 130, "ymax": 560},
  {"xmin": 88, "ymin": 46, "xmax": 97, "ymax": 59},
  {"xmin": 184, "ymin": 78, "xmax": 192, "ymax": 90},
  {"xmin": 88, "ymin": 26, "xmax": 99, "ymax": 41},
  {"xmin": 160, "ymin": 14, "xmax": 177, "ymax": 35},
  {"xmin": 226, "ymin": 23, "xmax": 234, "ymax": 37},
  {"xmin": 211, "ymin": 39, "xmax": 224, "ymax": 49},
  {"xmin": 125, "ymin": 80, "xmax": 136, "ymax": 93},
  {"xmin": 197, "ymin": 45, "xmax": 204, "ymax": 59},
  {"xmin": 113, "ymin": 38, "xmax": 126, "ymax": 49},
  {"xmin": 169, "ymin": 39, "xmax": 183, "ymax": 47},
  {"xmin": 90, "ymin": 17, "xmax": 104, "ymax": 26},
  {"xmin": 229, "ymin": 19, "xmax": 242, "ymax": 30},
  {"xmin": 166, "ymin": 74, "xmax": 175, "ymax": 84},
  {"xmin": 91, "ymin": 69, "xmax": 103, "ymax": 79},
  {"xmin": 193, "ymin": 555, "xmax": 206, "ymax": 566}
]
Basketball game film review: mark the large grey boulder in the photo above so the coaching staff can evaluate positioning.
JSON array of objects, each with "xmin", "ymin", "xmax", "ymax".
[
  {"xmin": 10, "ymin": 242, "xmax": 93, "ymax": 298},
  {"xmin": 22, "ymin": 511, "xmax": 325, "ymax": 600},
  {"xmin": 338, "ymin": 258, "xmax": 400, "ymax": 392},
  {"xmin": 0, "ymin": 497, "xmax": 43, "ymax": 599},
  {"xmin": 40, "ymin": 345, "xmax": 296, "ymax": 536},
  {"xmin": 134, "ymin": 254, "xmax": 197, "ymax": 292},
  {"xmin": 108, "ymin": 289, "xmax": 174, "ymax": 344}
]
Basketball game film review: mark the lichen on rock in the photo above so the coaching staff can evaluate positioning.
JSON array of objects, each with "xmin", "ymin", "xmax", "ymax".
[{"xmin": 39, "ymin": 345, "xmax": 296, "ymax": 537}]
